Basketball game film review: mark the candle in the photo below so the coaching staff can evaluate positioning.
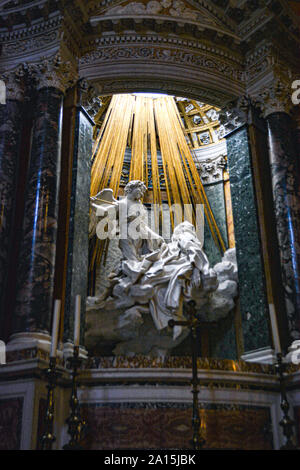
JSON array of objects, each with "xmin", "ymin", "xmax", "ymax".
[
  {"xmin": 50, "ymin": 300, "xmax": 61, "ymax": 357},
  {"xmin": 269, "ymin": 303, "xmax": 281, "ymax": 354},
  {"xmin": 74, "ymin": 295, "xmax": 81, "ymax": 347}
]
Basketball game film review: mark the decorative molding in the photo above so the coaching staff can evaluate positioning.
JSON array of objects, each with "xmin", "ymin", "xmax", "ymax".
[
  {"xmin": 79, "ymin": 44, "xmax": 245, "ymax": 82},
  {"xmin": 83, "ymin": 354, "xmax": 276, "ymax": 374},
  {"xmin": 1, "ymin": 30, "xmax": 60, "ymax": 59},
  {"xmin": 93, "ymin": 78, "xmax": 233, "ymax": 108},
  {"xmin": 245, "ymin": 41, "xmax": 275, "ymax": 87},
  {"xmin": 0, "ymin": 0, "xmax": 48, "ymax": 16},
  {"xmin": 0, "ymin": 15, "xmax": 63, "ymax": 44},
  {"xmin": 82, "ymin": 34, "xmax": 244, "ymax": 66},
  {"xmin": 237, "ymin": 7, "xmax": 272, "ymax": 40},
  {"xmin": 245, "ymin": 40, "xmax": 298, "ymax": 97},
  {"xmin": 78, "ymin": 37, "xmax": 246, "ymax": 106},
  {"xmin": 0, "ymin": 15, "xmax": 79, "ymax": 79}
]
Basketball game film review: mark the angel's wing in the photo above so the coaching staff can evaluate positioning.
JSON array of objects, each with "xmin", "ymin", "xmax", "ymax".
[
  {"xmin": 90, "ymin": 188, "xmax": 118, "ymax": 206},
  {"xmin": 89, "ymin": 188, "xmax": 118, "ymax": 238}
]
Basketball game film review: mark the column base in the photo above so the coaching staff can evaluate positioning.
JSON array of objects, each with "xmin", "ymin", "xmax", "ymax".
[
  {"xmin": 7, "ymin": 332, "xmax": 51, "ymax": 353},
  {"xmin": 63, "ymin": 341, "xmax": 88, "ymax": 360},
  {"xmin": 7, "ymin": 332, "xmax": 64, "ymax": 359},
  {"xmin": 241, "ymin": 347, "xmax": 277, "ymax": 364}
]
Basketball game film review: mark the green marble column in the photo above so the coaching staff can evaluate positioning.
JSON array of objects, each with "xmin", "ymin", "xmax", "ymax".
[{"xmin": 226, "ymin": 125, "xmax": 271, "ymax": 353}]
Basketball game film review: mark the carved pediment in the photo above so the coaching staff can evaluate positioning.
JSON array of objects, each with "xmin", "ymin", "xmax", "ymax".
[
  {"xmin": 103, "ymin": 0, "xmax": 212, "ymax": 22},
  {"xmin": 89, "ymin": 0, "xmax": 236, "ymax": 36}
]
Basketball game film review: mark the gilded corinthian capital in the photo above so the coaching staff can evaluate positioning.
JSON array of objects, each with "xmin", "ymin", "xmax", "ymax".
[
  {"xmin": 0, "ymin": 64, "xmax": 26, "ymax": 101},
  {"xmin": 27, "ymin": 52, "xmax": 78, "ymax": 94},
  {"xmin": 253, "ymin": 80, "xmax": 293, "ymax": 118}
]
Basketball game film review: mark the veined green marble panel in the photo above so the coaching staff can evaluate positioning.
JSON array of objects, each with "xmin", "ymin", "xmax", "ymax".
[
  {"xmin": 226, "ymin": 126, "xmax": 270, "ymax": 353},
  {"xmin": 202, "ymin": 181, "xmax": 236, "ymax": 359},
  {"xmin": 64, "ymin": 108, "xmax": 93, "ymax": 344},
  {"xmin": 203, "ymin": 181, "xmax": 228, "ymax": 266},
  {"xmin": 209, "ymin": 311, "xmax": 237, "ymax": 359}
]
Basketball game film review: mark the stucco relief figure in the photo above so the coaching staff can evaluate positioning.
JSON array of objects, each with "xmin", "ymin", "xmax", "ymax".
[
  {"xmin": 104, "ymin": 0, "xmax": 198, "ymax": 20},
  {"xmin": 87, "ymin": 180, "xmax": 238, "ymax": 355}
]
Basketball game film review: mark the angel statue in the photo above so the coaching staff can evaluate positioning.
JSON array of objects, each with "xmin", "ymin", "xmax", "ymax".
[
  {"xmin": 86, "ymin": 180, "xmax": 238, "ymax": 356},
  {"xmin": 89, "ymin": 180, "xmax": 165, "ymax": 261}
]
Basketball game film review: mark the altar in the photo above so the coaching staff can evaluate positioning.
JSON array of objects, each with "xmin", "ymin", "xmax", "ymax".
[
  {"xmin": 1, "ymin": 347, "xmax": 299, "ymax": 450},
  {"xmin": 1, "ymin": 1, "xmax": 300, "ymax": 450}
]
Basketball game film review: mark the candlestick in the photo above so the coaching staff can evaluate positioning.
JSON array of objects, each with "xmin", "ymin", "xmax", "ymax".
[
  {"xmin": 74, "ymin": 295, "xmax": 81, "ymax": 346},
  {"xmin": 269, "ymin": 303, "xmax": 282, "ymax": 354},
  {"xmin": 50, "ymin": 300, "xmax": 61, "ymax": 357},
  {"xmin": 40, "ymin": 357, "xmax": 60, "ymax": 450},
  {"xmin": 275, "ymin": 353, "xmax": 296, "ymax": 449},
  {"xmin": 63, "ymin": 346, "xmax": 86, "ymax": 450},
  {"xmin": 169, "ymin": 301, "xmax": 206, "ymax": 450}
]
